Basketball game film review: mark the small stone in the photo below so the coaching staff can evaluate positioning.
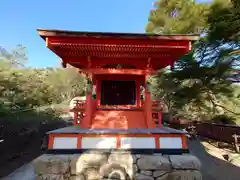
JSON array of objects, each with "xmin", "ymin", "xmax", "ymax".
[
  {"xmin": 132, "ymin": 155, "xmax": 138, "ymax": 163},
  {"xmin": 156, "ymin": 174, "xmax": 169, "ymax": 180},
  {"xmin": 133, "ymin": 164, "xmax": 138, "ymax": 173},
  {"xmin": 153, "ymin": 170, "xmax": 166, "ymax": 178},
  {"xmin": 137, "ymin": 155, "xmax": 171, "ymax": 170},
  {"xmin": 108, "ymin": 152, "xmax": 133, "ymax": 176},
  {"xmin": 80, "ymin": 152, "xmax": 108, "ymax": 166},
  {"xmin": 169, "ymin": 155, "xmax": 201, "ymax": 170},
  {"xmin": 69, "ymin": 174, "xmax": 85, "ymax": 180},
  {"xmin": 229, "ymin": 154, "xmax": 240, "ymax": 166},
  {"xmin": 168, "ymin": 170, "xmax": 202, "ymax": 180},
  {"xmin": 108, "ymin": 152, "xmax": 133, "ymax": 167},
  {"xmin": 135, "ymin": 173, "xmax": 154, "ymax": 180},
  {"xmin": 99, "ymin": 163, "xmax": 126, "ymax": 179},
  {"xmin": 33, "ymin": 154, "xmax": 70, "ymax": 174},
  {"xmin": 140, "ymin": 170, "xmax": 152, "ymax": 176},
  {"xmin": 70, "ymin": 153, "xmax": 107, "ymax": 175},
  {"xmin": 136, "ymin": 154, "xmax": 141, "ymax": 158},
  {"xmin": 36, "ymin": 174, "xmax": 64, "ymax": 180},
  {"xmin": 83, "ymin": 168, "xmax": 101, "ymax": 180}
]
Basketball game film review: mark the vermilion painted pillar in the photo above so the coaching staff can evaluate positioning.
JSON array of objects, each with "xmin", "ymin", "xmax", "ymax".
[
  {"xmin": 136, "ymin": 80, "xmax": 140, "ymax": 108},
  {"xmin": 80, "ymin": 76, "xmax": 93, "ymax": 128},
  {"xmin": 144, "ymin": 75, "xmax": 156, "ymax": 128},
  {"xmin": 80, "ymin": 91, "xmax": 92, "ymax": 128},
  {"xmin": 145, "ymin": 92, "xmax": 155, "ymax": 128}
]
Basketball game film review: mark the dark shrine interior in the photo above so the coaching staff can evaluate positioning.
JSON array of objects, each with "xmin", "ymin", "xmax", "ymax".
[{"xmin": 101, "ymin": 80, "xmax": 136, "ymax": 105}]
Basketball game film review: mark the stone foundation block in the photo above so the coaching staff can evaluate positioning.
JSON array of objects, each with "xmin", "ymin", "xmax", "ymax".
[
  {"xmin": 33, "ymin": 154, "xmax": 70, "ymax": 175},
  {"xmin": 69, "ymin": 174, "xmax": 85, "ymax": 180},
  {"xmin": 99, "ymin": 163, "xmax": 127, "ymax": 179},
  {"xmin": 169, "ymin": 155, "xmax": 201, "ymax": 170},
  {"xmin": 70, "ymin": 152, "xmax": 107, "ymax": 175},
  {"xmin": 135, "ymin": 173, "xmax": 154, "ymax": 180},
  {"xmin": 33, "ymin": 151, "xmax": 202, "ymax": 180},
  {"xmin": 83, "ymin": 168, "xmax": 101, "ymax": 180},
  {"xmin": 137, "ymin": 155, "xmax": 171, "ymax": 170},
  {"xmin": 153, "ymin": 170, "xmax": 167, "ymax": 178},
  {"xmin": 108, "ymin": 151, "xmax": 133, "ymax": 168},
  {"xmin": 36, "ymin": 174, "xmax": 65, "ymax": 180},
  {"xmin": 168, "ymin": 170, "xmax": 202, "ymax": 180},
  {"xmin": 155, "ymin": 174, "xmax": 169, "ymax": 180},
  {"xmin": 140, "ymin": 170, "xmax": 152, "ymax": 176}
]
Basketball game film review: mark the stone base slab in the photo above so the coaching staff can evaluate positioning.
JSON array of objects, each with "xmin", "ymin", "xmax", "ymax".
[{"xmin": 33, "ymin": 151, "xmax": 202, "ymax": 180}]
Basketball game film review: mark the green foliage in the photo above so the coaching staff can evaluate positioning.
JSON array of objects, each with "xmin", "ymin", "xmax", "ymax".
[
  {"xmin": 0, "ymin": 45, "xmax": 86, "ymax": 139},
  {"xmin": 45, "ymin": 68, "xmax": 86, "ymax": 101},
  {"xmin": 211, "ymin": 114, "xmax": 236, "ymax": 125},
  {"xmin": 146, "ymin": 0, "xmax": 209, "ymax": 34},
  {"xmin": 0, "ymin": 49, "xmax": 86, "ymax": 110},
  {"xmin": 0, "ymin": 107, "xmax": 63, "ymax": 138},
  {"xmin": 148, "ymin": 0, "xmax": 240, "ymax": 124},
  {"xmin": 207, "ymin": 0, "xmax": 240, "ymax": 43}
]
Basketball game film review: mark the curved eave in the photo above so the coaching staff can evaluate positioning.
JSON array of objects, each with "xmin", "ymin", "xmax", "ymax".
[
  {"xmin": 37, "ymin": 29, "xmax": 200, "ymax": 41},
  {"xmin": 37, "ymin": 29, "xmax": 199, "ymax": 71}
]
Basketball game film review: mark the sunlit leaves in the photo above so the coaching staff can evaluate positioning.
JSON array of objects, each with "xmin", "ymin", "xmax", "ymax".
[
  {"xmin": 149, "ymin": 0, "xmax": 240, "ymax": 122},
  {"xmin": 146, "ymin": 0, "xmax": 209, "ymax": 34},
  {"xmin": 0, "ymin": 46, "xmax": 86, "ymax": 111}
]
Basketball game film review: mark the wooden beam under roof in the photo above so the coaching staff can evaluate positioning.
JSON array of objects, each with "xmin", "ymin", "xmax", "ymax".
[{"xmin": 37, "ymin": 29, "xmax": 200, "ymax": 41}]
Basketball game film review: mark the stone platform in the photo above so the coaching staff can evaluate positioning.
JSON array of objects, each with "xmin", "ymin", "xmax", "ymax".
[{"xmin": 33, "ymin": 151, "xmax": 202, "ymax": 180}]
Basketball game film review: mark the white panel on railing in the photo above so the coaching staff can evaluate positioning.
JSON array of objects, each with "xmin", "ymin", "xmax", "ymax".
[
  {"xmin": 159, "ymin": 137, "xmax": 182, "ymax": 149},
  {"xmin": 120, "ymin": 137, "xmax": 156, "ymax": 149},
  {"xmin": 53, "ymin": 137, "xmax": 78, "ymax": 149},
  {"xmin": 81, "ymin": 137, "xmax": 117, "ymax": 149}
]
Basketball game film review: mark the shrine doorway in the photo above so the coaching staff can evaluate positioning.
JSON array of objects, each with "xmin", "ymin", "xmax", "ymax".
[{"xmin": 101, "ymin": 80, "xmax": 136, "ymax": 105}]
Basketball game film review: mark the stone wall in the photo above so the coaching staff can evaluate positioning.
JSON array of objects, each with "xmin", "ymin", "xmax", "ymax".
[{"xmin": 33, "ymin": 151, "xmax": 202, "ymax": 180}]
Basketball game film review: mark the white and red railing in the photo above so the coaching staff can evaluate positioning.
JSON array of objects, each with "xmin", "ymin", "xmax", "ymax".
[
  {"xmin": 68, "ymin": 100, "xmax": 164, "ymax": 126},
  {"xmin": 48, "ymin": 133, "xmax": 188, "ymax": 150}
]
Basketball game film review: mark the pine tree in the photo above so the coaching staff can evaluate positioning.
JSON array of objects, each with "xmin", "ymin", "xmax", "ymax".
[
  {"xmin": 146, "ymin": 0, "xmax": 209, "ymax": 34},
  {"xmin": 207, "ymin": 0, "xmax": 240, "ymax": 43},
  {"xmin": 148, "ymin": 0, "xmax": 240, "ymax": 123}
]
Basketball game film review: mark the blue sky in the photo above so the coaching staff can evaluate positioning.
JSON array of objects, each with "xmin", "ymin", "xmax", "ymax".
[{"xmin": 0, "ymin": 0, "xmax": 210, "ymax": 68}]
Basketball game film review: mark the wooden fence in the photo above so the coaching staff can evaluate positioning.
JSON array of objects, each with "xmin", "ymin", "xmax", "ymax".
[{"xmin": 196, "ymin": 123, "xmax": 240, "ymax": 152}]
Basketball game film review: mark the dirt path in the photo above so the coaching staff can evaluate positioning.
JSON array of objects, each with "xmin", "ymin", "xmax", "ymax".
[
  {"xmin": 0, "ymin": 141, "xmax": 41, "ymax": 178},
  {"xmin": 188, "ymin": 140, "xmax": 240, "ymax": 180},
  {"xmin": 1, "ymin": 163, "xmax": 35, "ymax": 180}
]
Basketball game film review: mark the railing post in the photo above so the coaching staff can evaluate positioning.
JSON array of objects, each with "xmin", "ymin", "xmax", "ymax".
[
  {"xmin": 144, "ymin": 77, "xmax": 155, "ymax": 128},
  {"xmin": 80, "ymin": 78, "xmax": 93, "ymax": 128},
  {"xmin": 233, "ymin": 134, "xmax": 240, "ymax": 153},
  {"xmin": 80, "ymin": 91, "xmax": 92, "ymax": 128}
]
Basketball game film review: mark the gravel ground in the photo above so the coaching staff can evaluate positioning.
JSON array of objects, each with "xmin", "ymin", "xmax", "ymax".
[
  {"xmin": 188, "ymin": 140, "xmax": 240, "ymax": 180},
  {"xmin": 1, "ymin": 163, "xmax": 35, "ymax": 180}
]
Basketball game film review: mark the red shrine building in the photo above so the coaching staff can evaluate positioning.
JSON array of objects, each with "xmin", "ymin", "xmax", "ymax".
[{"xmin": 38, "ymin": 29, "xmax": 198, "ymax": 153}]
